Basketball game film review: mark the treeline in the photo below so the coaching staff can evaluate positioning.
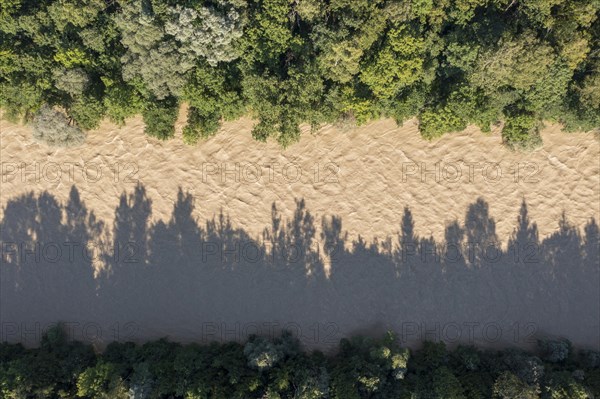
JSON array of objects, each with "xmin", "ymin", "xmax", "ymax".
[
  {"xmin": 0, "ymin": 0, "xmax": 599, "ymax": 148},
  {"xmin": 1, "ymin": 326, "xmax": 600, "ymax": 398}
]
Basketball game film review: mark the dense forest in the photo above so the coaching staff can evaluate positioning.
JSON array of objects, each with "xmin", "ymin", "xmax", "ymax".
[
  {"xmin": 0, "ymin": 0, "xmax": 598, "ymax": 148},
  {"xmin": 1, "ymin": 326, "xmax": 600, "ymax": 398}
]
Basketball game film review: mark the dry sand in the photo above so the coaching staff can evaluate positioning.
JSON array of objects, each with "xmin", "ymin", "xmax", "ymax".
[
  {"xmin": 2, "ymin": 109, "xmax": 599, "ymax": 244},
  {"xmin": 1, "ymin": 108, "xmax": 599, "ymax": 351}
]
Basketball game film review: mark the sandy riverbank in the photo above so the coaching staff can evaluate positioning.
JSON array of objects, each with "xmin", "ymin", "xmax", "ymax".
[{"xmin": 1, "ymin": 110, "xmax": 599, "ymax": 350}]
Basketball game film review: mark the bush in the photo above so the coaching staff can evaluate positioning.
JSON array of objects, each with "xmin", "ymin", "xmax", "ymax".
[
  {"xmin": 538, "ymin": 339, "xmax": 572, "ymax": 363},
  {"xmin": 32, "ymin": 105, "xmax": 86, "ymax": 147},
  {"xmin": 141, "ymin": 98, "xmax": 179, "ymax": 140},
  {"xmin": 501, "ymin": 111, "xmax": 543, "ymax": 151},
  {"xmin": 418, "ymin": 106, "xmax": 467, "ymax": 140},
  {"xmin": 68, "ymin": 96, "xmax": 105, "ymax": 130},
  {"xmin": 182, "ymin": 107, "xmax": 220, "ymax": 145}
]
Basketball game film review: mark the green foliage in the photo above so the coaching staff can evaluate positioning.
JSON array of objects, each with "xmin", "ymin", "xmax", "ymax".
[
  {"xmin": 446, "ymin": 86, "xmax": 501, "ymax": 132},
  {"xmin": 103, "ymin": 83, "xmax": 144, "ymax": 126},
  {"xmin": 182, "ymin": 62, "xmax": 244, "ymax": 144},
  {"xmin": 141, "ymin": 98, "xmax": 179, "ymax": 140},
  {"xmin": 54, "ymin": 48, "xmax": 94, "ymax": 68},
  {"xmin": 77, "ymin": 362, "xmax": 128, "ymax": 399},
  {"xmin": 52, "ymin": 68, "xmax": 90, "ymax": 96},
  {"xmin": 0, "ymin": 81, "xmax": 43, "ymax": 122},
  {"xmin": 499, "ymin": 349, "xmax": 545, "ymax": 386},
  {"xmin": 46, "ymin": 0, "xmax": 106, "ymax": 32},
  {"xmin": 183, "ymin": 107, "xmax": 220, "ymax": 145},
  {"xmin": 115, "ymin": 1, "xmax": 194, "ymax": 99},
  {"xmin": 164, "ymin": 4, "xmax": 244, "ymax": 66},
  {"xmin": 380, "ymin": 85, "xmax": 427, "ymax": 126},
  {"xmin": 3, "ymin": 327, "xmax": 600, "ymax": 399},
  {"xmin": 244, "ymin": 336, "xmax": 283, "ymax": 371},
  {"xmin": 0, "ymin": 0, "xmax": 598, "ymax": 145},
  {"xmin": 330, "ymin": 332, "xmax": 410, "ymax": 398},
  {"xmin": 243, "ymin": 59, "xmax": 328, "ymax": 147},
  {"xmin": 493, "ymin": 371, "xmax": 540, "ymax": 399},
  {"xmin": 313, "ymin": 0, "xmax": 386, "ymax": 84},
  {"xmin": 431, "ymin": 366, "xmax": 466, "ymax": 398},
  {"xmin": 360, "ymin": 25, "xmax": 428, "ymax": 99},
  {"xmin": 542, "ymin": 371, "xmax": 589, "ymax": 399},
  {"xmin": 419, "ymin": 105, "xmax": 467, "ymax": 140},
  {"xmin": 68, "ymin": 95, "xmax": 105, "ymax": 130},
  {"xmin": 470, "ymin": 33, "xmax": 555, "ymax": 95},
  {"xmin": 501, "ymin": 111, "xmax": 543, "ymax": 151},
  {"xmin": 241, "ymin": 0, "xmax": 298, "ymax": 66}
]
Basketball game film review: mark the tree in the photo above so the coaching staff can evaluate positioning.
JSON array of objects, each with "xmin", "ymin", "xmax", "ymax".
[
  {"xmin": 542, "ymin": 371, "xmax": 589, "ymax": 399},
  {"xmin": 164, "ymin": 4, "xmax": 244, "ymax": 66},
  {"xmin": 240, "ymin": 0, "xmax": 298, "ymax": 66},
  {"xmin": 244, "ymin": 336, "xmax": 283, "ymax": 371},
  {"xmin": 52, "ymin": 67, "xmax": 90, "ymax": 96},
  {"xmin": 242, "ymin": 59, "xmax": 328, "ymax": 147},
  {"xmin": 46, "ymin": 0, "xmax": 106, "ymax": 32},
  {"xmin": 313, "ymin": 0, "xmax": 386, "ymax": 84},
  {"xmin": 493, "ymin": 372, "xmax": 540, "ymax": 399},
  {"xmin": 115, "ymin": 1, "xmax": 194, "ymax": 99},
  {"xmin": 470, "ymin": 33, "xmax": 556, "ymax": 99},
  {"xmin": 182, "ymin": 62, "xmax": 244, "ymax": 144},
  {"xmin": 243, "ymin": 331, "xmax": 299, "ymax": 371},
  {"xmin": 77, "ymin": 362, "xmax": 128, "ymax": 399},
  {"xmin": 431, "ymin": 367, "xmax": 466, "ymax": 398},
  {"xmin": 360, "ymin": 25, "xmax": 428, "ymax": 99},
  {"xmin": 538, "ymin": 339, "xmax": 572, "ymax": 363},
  {"xmin": 0, "ymin": 0, "xmax": 597, "ymax": 146},
  {"xmin": 500, "ymin": 349, "xmax": 545, "ymax": 386}
]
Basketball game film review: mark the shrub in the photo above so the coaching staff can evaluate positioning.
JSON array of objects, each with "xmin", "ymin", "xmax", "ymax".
[
  {"xmin": 501, "ymin": 112, "xmax": 543, "ymax": 151},
  {"xmin": 141, "ymin": 98, "xmax": 178, "ymax": 140},
  {"xmin": 32, "ymin": 105, "xmax": 86, "ymax": 147},
  {"xmin": 182, "ymin": 107, "xmax": 220, "ymax": 145},
  {"xmin": 418, "ymin": 106, "xmax": 467, "ymax": 140},
  {"xmin": 538, "ymin": 339, "xmax": 572, "ymax": 363},
  {"xmin": 69, "ymin": 96, "xmax": 105, "ymax": 130}
]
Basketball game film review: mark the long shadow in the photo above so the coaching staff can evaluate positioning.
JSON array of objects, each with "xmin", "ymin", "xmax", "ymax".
[
  {"xmin": 1, "ymin": 185, "xmax": 598, "ymax": 350},
  {"xmin": 0, "ymin": 187, "xmax": 102, "ymax": 334}
]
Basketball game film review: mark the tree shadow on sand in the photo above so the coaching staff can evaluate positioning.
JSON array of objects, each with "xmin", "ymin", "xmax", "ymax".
[{"xmin": 1, "ymin": 185, "xmax": 598, "ymax": 350}]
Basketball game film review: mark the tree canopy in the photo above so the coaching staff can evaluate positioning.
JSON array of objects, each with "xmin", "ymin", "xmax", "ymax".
[
  {"xmin": 1, "ymin": 0, "xmax": 598, "ymax": 148},
  {"xmin": 1, "ymin": 326, "xmax": 599, "ymax": 399}
]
